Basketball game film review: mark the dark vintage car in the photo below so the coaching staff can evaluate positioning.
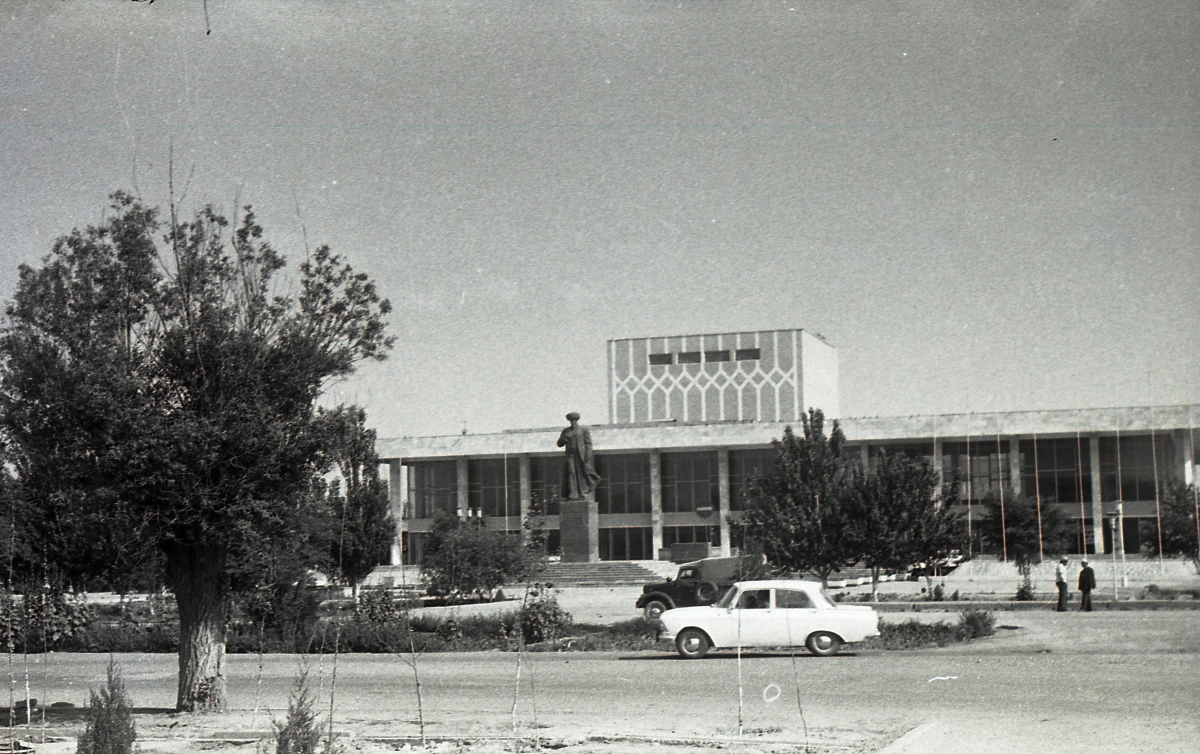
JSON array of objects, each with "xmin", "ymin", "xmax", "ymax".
[{"xmin": 635, "ymin": 555, "xmax": 770, "ymax": 620}]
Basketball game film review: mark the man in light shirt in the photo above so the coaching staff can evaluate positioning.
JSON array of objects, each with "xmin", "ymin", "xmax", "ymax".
[{"xmin": 1054, "ymin": 557, "xmax": 1069, "ymax": 612}]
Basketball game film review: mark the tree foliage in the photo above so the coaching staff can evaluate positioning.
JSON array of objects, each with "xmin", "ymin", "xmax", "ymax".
[
  {"xmin": 976, "ymin": 489, "xmax": 1073, "ymax": 574},
  {"xmin": 420, "ymin": 514, "xmax": 537, "ymax": 600},
  {"xmin": 1141, "ymin": 482, "xmax": 1200, "ymax": 565},
  {"xmin": 77, "ymin": 660, "xmax": 137, "ymax": 754},
  {"xmin": 846, "ymin": 452, "xmax": 965, "ymax": 598},
  {"xmin": 319, "ymin": 406, "xmax": 394, "ymax": 591},
  {"xmin": 0, "ymin": 192, "xmax": 393, "ymax": 711},
  {"xmin": 741, "ymin": 409, "xmax": 859, "ymax": 584}
]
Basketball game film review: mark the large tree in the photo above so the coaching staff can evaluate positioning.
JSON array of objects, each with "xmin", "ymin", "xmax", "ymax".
[
  {"xmin": 1141, "ymin": 481, "xmax": 1200, "ymax": 567},
  {"xmin": 741, "ymin": 409, "xmax": 858, "ymax": 585},
  {"xmin": 846, "ymin": 452, "xmax": 965, "ymax": 600},
  {"xmin": 319, "ymin": 406, "xmax": 395, "ymax": 595},
  {"xmin": 976, "ymin": 489, "xmax": 1073, "ymax": 575},
  {"xmin": 0, "ymin": 192, "xmax": 393, "ymax": 711}
]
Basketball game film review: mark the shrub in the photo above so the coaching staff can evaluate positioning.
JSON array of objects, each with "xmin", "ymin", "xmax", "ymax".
[
  {"xmin": 1015, "ymin": 573, "xmax": 1037, "ymax": 601},
  {"xmin": 76, "ymin": 660, "xmax": 136, "ymax": 754},
  {"xmin": 958, "ymin": 609, "xmax": 995, "ymax": 639},
  {"xmin": 0, "ymin": 588, "xmax": 93, "ymax": 652},
  {"xmin": 274, "ymin": 671, "xmax": 322, "ymax": 754},
  {"xmin": 511, "ymin": 596, "xmax": 572, "ymax": 645},
  {"xmin": 867, "ymin": 610, "xmax": 995, "ymax": 650}
]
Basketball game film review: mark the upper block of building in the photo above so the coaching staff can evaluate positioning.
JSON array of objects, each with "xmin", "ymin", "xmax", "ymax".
[{"xmin": 607, "ymin": 328, "xmax": 839, "ymax": 425}]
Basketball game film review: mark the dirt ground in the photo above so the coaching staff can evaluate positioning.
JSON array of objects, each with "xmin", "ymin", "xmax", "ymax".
[{"xmin": 3, "ymin": 609, "xmax": 1197, "ymax": 754}]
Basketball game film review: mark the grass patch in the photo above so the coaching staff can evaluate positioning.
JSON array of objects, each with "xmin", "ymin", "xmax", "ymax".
[
  {"xmin": 1140, "ymin": 584, "xmax": 1200, "ymax": 601},
  {"xmin": 861, "ymin": 609, "xmax": 996, "ymax": 650}
]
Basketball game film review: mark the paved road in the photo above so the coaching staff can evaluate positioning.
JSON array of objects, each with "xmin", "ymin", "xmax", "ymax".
[{"xmin": 13, "ymin": 611, "xmax": 1200, "ymax": 753}]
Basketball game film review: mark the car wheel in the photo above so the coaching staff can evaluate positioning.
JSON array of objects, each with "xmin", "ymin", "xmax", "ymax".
[
  {"xmin": 694, "ymin": 581, "xmax": 720, "ymax": 604},
  {"xmin": 643, "ymin": 599, "xmax": 669, "ymax": 622},
  {"xmin": 676, "ymin": 628, "xmax": 710, "ymax": 659},
  {"xmin": 806, "ymin": 631, "xmax": 842, "ymax": 657}
]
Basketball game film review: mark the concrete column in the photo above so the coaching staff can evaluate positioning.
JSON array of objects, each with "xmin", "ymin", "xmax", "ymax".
[
  {"xmin": 456, "ymin": 458, "xmax": 469, "ymax": 517},
  {"xmin": 650, "ymin": 450, "xmax": 663, "ymax": 559},
  {"xmin": 1179, "ymin": 429, "xmax": 1194, "ymax": 486},
  {"xmin": 717, "ymin": 448, "xmax": 731, "ymax": 557},
  {"xmin": 859, "ymin": 444, "xmax": 870, "ymax": 470},
  {"xmin": 932, "ymin": 439, "xmax": 944, "ymax": 508},
  {"xmin": 1008, "ymin": 438, "xmax": 1022, "ymax": 498},
  {"xmin": 1088, "ymin": 434, "xmax": 1105, "ymax": 554},
  {"xmin": 388, "ymin": 460, "xmax": 405, "ymax": 565},
  {"xmin": 519, "ymin": 455, "xmax": 532, "ymax": 543}
]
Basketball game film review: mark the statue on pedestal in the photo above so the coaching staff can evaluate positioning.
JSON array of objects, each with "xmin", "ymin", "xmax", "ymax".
[{"xmin": 558, "ymin": 411, "xmax": 601, "ymax": 500}]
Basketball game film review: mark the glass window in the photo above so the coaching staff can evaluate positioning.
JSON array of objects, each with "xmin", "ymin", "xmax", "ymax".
[
  {"xmin": 728, "ymin": 449, "xmax": 775, "ymax": 511},
  {"xmin": 529, "ymin": 456, "xmax": 562, "ymax": 516},
  {"xmin": 595, "ymin": 454, "xmax": 651, "ymax": 514},
  {"xmin": 738, "ymin": 589, "xmax": 770, "ymax": 609},
  {"xmin": 468, "ymin": 458, "xmax": 521, "ymax": 518},
  {"xmin": 677, "ymin": 351, "xmax": 702, "ymax": 364},
  {"xmin": 1099, "ymin": 434, "xmax": 1177, "ymax": 502},
  {"xmin": 663, "ymin": 525, "xmax": 721, "ymax": 547},
  {"xmin": 661, "ymin": 451, "xmax": 719, "ymax": 513},
  {"xmin": 942, "ymin": 441, "xmax": 1012, "ymax": 502},
  {"xmin": 648, "ymin": 353, "xmax": 673, "ymax": 366},
  {"xmin": 867, "ymin": 443, "xmax": 935, "ymax": 473},
  {"xmin": 775, "ymin": 589, "xmax": 814, "ymax": 609},
  {"xmin": 406, "ymin": 461, "xmax": 458, "ymax": 519},
  {"xmin": 1019, "ymin": 438, "xmax": 1092, "ymax": 504},
  {"xmin": 401, "ymin": 532, "xmax": 426, "ymax": 566},
  {"xmin": 704, "ymin": 350, "xmax": 731, "ymax": 362},
  {"xmin": 735, "ymin": 348, "xmax": 761, "ymax": 361},
  {"xmin": 598, "ymin": 527, "xmax": 652, "ymax": 560}
]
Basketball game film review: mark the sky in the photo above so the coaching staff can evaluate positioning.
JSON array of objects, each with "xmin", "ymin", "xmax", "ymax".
[{"xmin": 1, "ymin": 0, "xmax": 1197, "ymax": 439}]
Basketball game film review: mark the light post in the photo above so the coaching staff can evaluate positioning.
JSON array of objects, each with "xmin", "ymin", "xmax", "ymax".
[
  {"xmin": 1108, "ymin": 514, "xmax": 1119, "ymax": 600},
  {"xmin": 1117, "ymin": 502, "xmax": 1129, "ymax": 588}
]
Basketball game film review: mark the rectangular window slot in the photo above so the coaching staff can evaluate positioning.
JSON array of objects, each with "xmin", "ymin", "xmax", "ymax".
[
  {"xmin": 677, "ymin": 351, "xmax": 702, "ymax": 364},
  {"xmin": 648, "ymin": 353, "xmax": 673, "ymax": 366},
  {"xmin": 735, "ymin": 348, "xmax": 761, "ymax": 360},
  {"xmin": 704, "ymin": 350, "xmax": 731, "ymax": 362}
]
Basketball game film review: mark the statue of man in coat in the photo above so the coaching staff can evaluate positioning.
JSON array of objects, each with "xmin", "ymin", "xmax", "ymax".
[{"xmin": 558, "ymin": 412, "xmax": 601, "ymax": 501}]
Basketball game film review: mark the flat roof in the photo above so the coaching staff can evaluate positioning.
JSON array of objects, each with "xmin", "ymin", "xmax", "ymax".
[{"xmin": 377, "ymin": 403, "xmax": 1200, "ymax": 461}]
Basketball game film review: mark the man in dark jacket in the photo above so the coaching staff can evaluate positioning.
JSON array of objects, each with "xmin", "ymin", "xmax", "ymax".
[{"xmin": 1078, "ymin": 560, "xmax": 1096, "ymax": 612}]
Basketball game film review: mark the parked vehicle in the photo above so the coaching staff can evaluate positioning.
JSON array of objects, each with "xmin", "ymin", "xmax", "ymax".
[
  {"xmin": 657, "ymin": 579, "xmax": 880, "ymax": 659},
  {"xmin": 636, "ymin": 555, "xmax": 770, "ymax": 621},
  {"xmin": 906, "ymin": 551, "xmax": 965, "ymax": 580}
]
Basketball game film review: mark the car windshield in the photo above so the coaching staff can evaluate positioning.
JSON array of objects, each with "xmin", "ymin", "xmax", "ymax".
[{"xmin": 715, "ymin": 585, "xmax": 739, "ymax": 609}]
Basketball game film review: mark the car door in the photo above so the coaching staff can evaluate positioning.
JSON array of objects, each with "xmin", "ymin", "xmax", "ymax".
[
  {"xmin": 773, "ymin": 587, "xmax": 819, "ymax": 647},
  {"xmin": 728, "ymin": 587, "xmax": 776, "ymax": 647}
]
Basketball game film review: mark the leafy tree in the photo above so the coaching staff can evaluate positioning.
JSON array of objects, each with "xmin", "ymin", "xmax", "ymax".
[
  {"xmin": 1141, "ymin": 482, "xmax": 1200, "ymax": 567},
  {"xmin": 742, "ymin": 409, "xmax": 858, "ymax": 585},
  {"xmin": 976, "ymin": 489, "xmax": 1072, "ymax": 575},
  {"xmin": 846, "ymin": 452, "xmax": 964, "ymax": 600},
  {"xmin": 319, "ymin": 406, "xmax": 395, "ymax": 595},
  {"xmin": 0, "ymin": 192, "xmax": 393, "ymax": 711},
  {"xmin": 420, "ymin": 514, "xmax": 537, "ymax": 600}
]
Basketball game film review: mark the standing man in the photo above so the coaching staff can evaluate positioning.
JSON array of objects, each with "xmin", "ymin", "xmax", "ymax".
[
  {"xmin": 558, "ymin": 412, "xmax": 601, "ymax": 501},
  {"xmin": 1054, "ymin": 557, "xmax": 1070, "ymax": 612},
  {"xmin": 1078, "ymin": 559, "xmax": 1096, "ymax": 612}
]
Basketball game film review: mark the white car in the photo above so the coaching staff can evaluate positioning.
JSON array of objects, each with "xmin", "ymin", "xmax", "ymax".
[{"xmin": 657, "ymin": 579, "xmax": 880, "ymax": 659}]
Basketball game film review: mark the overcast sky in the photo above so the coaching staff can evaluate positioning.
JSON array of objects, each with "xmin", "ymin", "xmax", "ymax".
[{"xmin": 2, "ymin": 0, "xmax": 1196, "ymax": 438}]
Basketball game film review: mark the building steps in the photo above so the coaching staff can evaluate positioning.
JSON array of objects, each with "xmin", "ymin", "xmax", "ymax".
[{"xmin": 533, "ymin": 561, "xmax": 664, "ymax": 586}]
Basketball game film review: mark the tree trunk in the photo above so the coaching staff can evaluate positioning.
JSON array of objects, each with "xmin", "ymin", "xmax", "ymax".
[
  {"xmin": 870, "ymin": 567, "xmax": 880, "ymax": 602},
  {"xmin": 163, "ymin": 542, "xmax": 228, "ymax": 712}
]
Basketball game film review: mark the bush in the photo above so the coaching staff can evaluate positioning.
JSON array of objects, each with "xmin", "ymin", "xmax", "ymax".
[
  {"xmin": 76, "ymin": 660, "xmax": 136, "ymax": 754},
  {"xmin": 867, "ymin": 610, "xmax": 995, "ymax": 650},
  {"xmin": 274, "ymin": 671, "xmax": 322, "ymax": 754},
  {"xmin": 0, "ymin": 588, "xmax": 93, "ymax": 652},
  {"xmin": 512, "ymin": 596, "xmax": 571, "ymax": 645},
  {"xmin": 958, "ymin": 609, "xmax": 995, "ymax": 639},
  {"xmin": 1139, "ymin": 584, "xmax": 1200, "ymax": 600}
]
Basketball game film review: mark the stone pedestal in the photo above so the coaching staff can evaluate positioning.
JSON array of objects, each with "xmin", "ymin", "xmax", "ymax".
[{"xmin": 558, "ymin": 496, "xmax": 598, "ymax": 563}]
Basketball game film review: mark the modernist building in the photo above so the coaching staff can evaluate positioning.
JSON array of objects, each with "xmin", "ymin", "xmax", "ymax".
[{"xmin": 378, "ymin": 329, "xmax": 1199, "ymax": 565}]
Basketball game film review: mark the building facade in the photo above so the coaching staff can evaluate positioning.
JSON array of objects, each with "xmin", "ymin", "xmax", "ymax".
[{"xmin": 379, "ymin": 330, "xmax": 1199, "ymax": 564}]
